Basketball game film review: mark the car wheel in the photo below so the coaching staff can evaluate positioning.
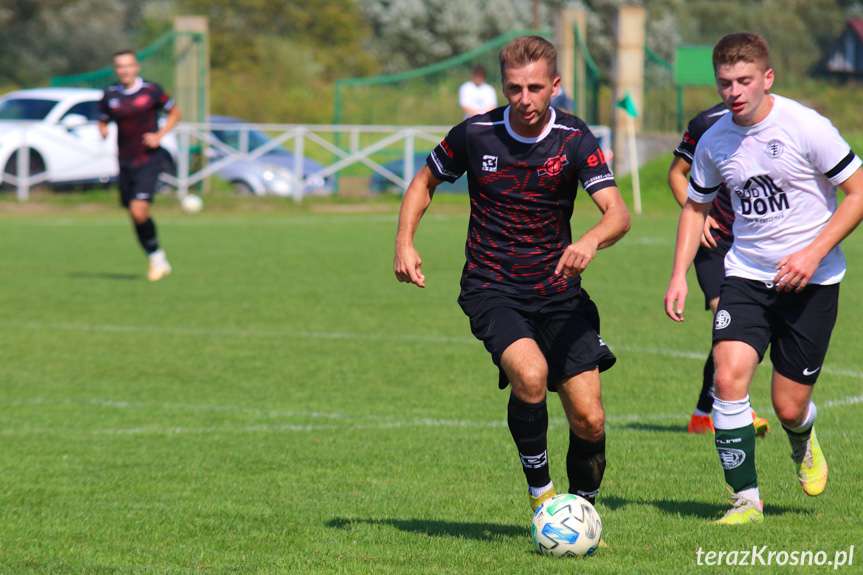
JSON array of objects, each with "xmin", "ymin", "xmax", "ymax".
[
  {"xmin": 232, "ymin": 180, "xmax": 256, "ymax": 195},
  {"xmin": 1, "ymin": 148, "xmax": 47, "ymax": 191}
]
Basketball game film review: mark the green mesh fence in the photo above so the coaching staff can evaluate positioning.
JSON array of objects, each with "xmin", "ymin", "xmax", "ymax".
[
  {"xmin": 334, "ymin": 30, "xmax": 552, "ymax": 127},
  {"xmin": 572, "ymin": 24, "xmax": 601, "ymax": 125},
  {"xmin": 643, "ymin": 46, "xmax": 680, "ymax": 133},
  {"xmin": 50, "ymin": 31, "xmax": 207, "ymax": 122}
]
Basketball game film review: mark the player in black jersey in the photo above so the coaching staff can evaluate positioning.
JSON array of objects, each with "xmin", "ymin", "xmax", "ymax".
[
  {"xmin": 395, "ymin": 36, "xmax": 630, "ymax": 515},
  {"xmin": 98, "ymin": 50, "xmax": 180, "ymax": 281},
  {"xmin": 668, "ymin": 103, "xmax": 769, "ymax": 436}
]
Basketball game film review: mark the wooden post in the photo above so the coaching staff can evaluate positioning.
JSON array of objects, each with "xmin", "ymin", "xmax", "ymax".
[
  {"xmin": 554, "ymin": 9, "xmax": 587, "ymax": 116},
  {"xmin": 611, "ymin": 6, "xmax": 645, "ymax": 176}
]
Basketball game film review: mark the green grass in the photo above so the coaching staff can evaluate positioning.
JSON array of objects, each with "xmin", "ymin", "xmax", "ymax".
[{"xmin": 1, "ymin": 181, "xmax": 862, "ymax": 574}]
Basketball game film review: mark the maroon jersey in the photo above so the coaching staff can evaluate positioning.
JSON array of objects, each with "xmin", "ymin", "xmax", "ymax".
[
  {"xmin": 427, "ymin": 107, "xmax": 616, "ymax": 300},
  {"xmin": 99, "ymin": 78, "xmax": 174, "ymax": 166}
]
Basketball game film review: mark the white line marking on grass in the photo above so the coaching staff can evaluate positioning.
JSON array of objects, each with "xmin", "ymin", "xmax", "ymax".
[
  {"xmin": 822, "ymin": 393, "xmax": 863, "ymax": 408},
  {"xmin": 8, "ymin": 321, "xmax": 863, "ymax": 380},
  {"xmin": 4, "ymin": 392, "xmax": 860, "ymax": 437},
  {"xmin": 8, "ymin": 321, "xmax": 481, "ymax": 345}
]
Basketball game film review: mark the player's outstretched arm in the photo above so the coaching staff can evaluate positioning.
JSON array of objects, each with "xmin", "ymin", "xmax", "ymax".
[
  {"xmin": 394, "ymin": 165, "xmax": 443, "ymax": 288},
  {"xmin": 774, "ymin": 167, "xmax": 863, "ymax": 292},
  {"xmin": 665, "ymin": 199, "xmax": 711, "ymax": 322},
  {"xmin": 555, "ymin": 186, "xmax": 631, "ymax": 277}
]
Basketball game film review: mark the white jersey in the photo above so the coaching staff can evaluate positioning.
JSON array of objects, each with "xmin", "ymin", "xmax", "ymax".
[
  {"xmin": 688, "ymin": 94, "xmax": 861, "ymax": 285},
  {"xmin": 458, "ymin": 81, "xmax": 497, "ymax": 118}
]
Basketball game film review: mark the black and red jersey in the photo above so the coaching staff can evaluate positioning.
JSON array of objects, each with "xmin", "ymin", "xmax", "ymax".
[
  {"xmin": 673, "ymin": 102, "xmax": 734, "ymax": 251},
  {"xmin": 427, "ymin": 106, "xmax": 616, "ymax": 299},
  {"xmin": 99, "ymin": 78, "xmax": 174, "ymax": 166}
]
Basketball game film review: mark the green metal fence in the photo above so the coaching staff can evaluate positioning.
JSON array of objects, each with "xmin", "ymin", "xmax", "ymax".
[
  {"xmin": 643, "ymin": 46, "xmax": 680, "ymax": 133},
  {"xmin": 572, "ymin": 24, "xmax": 601, "ymax": 125},
  {"xmin": 333, "ymin": 30, "xmax": 553, "ymax": 127}
]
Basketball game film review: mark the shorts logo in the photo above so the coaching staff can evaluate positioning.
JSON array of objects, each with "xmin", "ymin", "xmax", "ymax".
[
  {"xmin": 714, "ymin": 310, "xmax": 731, "ymax": 330},
  {"xmin": 482, "ymin": 155, "xmax": 498, "ymax": 172},
  {"xmin": 766, "ymin": 139, "xmax": 784, "ymax": 158},
  {"xmin": 803, "ymin": 367, "xmax": 821, "ymax": 376},
  {"xmin": 718, "ymin": 447, "xmax": 746, "ymax": 469},
  {"xmin": 597, "ymin": 336, "xmax": 607, "ymax": 347},
  {"xmin": 538, "ymin": 154, "xmax": 568, "ymax": 177}
]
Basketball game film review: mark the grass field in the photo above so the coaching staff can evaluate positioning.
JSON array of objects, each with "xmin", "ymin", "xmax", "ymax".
[{"xmin": 1, "ymin": 187, "xmax": 862, "ymax": 574}]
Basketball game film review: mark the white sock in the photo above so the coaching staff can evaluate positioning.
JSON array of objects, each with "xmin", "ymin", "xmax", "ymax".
[
  {"xmin": 713, "ymin": 395, "xmax": 752, "ymax": 430},
  {"xmin": 786, "ymin": 401, "xmax": 817, "ymax": 434},
  {"xmin": 529, "ymin": 481, "xmax": 554, "ymax": 498},
  {"xmin": 737, "ymin": 487, "xmax": 761, "ymax": 507},
  {"xmin": 148, "ymin": 249, "xmax": 165, "ymax": 262}
]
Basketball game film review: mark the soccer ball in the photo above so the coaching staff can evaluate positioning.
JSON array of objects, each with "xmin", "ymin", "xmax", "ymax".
[
  {"xmin": 531, "ymin": 494, "xmax": 602, "ymax": 557},
  {"xmin": 180, "ymin": 194, "xmax": 203, "ymax": 214}
]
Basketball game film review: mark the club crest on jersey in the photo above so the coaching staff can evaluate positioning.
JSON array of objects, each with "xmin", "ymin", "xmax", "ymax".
[
  {"xmin": 108, "ymin": 98, "xmax": 120, "ymax": 109},
  {"xmin": 482, "ymin": 155, "xmax": 498, "ymax": 172},
  {"xmin": 766, "ymin": 139, "xmax": 784, "ymax": 158},
  {"xmin": 539, "ymin": 154, "xmax": 568, "ymax": 177}
]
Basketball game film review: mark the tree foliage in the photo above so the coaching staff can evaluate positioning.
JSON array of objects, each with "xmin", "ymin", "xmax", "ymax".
[
  {"xmin": 178, "ymin": 0, "xmax": 377, "ymax": 79},
  {"xmin": 0, "ymin": 0, "xmax": 144, "ymax": 86}
]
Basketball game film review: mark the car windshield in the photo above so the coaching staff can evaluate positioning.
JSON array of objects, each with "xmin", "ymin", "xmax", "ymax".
[
  {"xmin": 212, "ymin": 127, "xmax": 288, "ymax": 154},
  {"xmin": 0, "ymin": 98, "xmax": 59, "ymax": 120}
]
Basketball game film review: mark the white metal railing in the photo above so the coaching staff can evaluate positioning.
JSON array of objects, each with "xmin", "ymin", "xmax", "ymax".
[
  {"xmin": 168, "ymin": 122, "xmax": 453, "ymax": 201},
  {"xmin": 4, "ymin": 122, "xmax": 613, "ymax": 201}
]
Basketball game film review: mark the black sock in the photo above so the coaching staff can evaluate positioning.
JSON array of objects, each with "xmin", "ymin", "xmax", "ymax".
[
  {"xmin": 567, "ymin": 431, "xmax": 606, "ymax": 505},
  {"xmin": 696, "ymin": 353, "xmax": 715, "ymax": 413},
  {"xmin": 507, "ymin": 394, "xmax": 551, "ymax": 489},
  {"xmin": 134, "ymin": 218, "xmax": 159, "ymax": 255}
]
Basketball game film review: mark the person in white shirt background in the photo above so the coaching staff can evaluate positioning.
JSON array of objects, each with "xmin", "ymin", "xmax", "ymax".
[{"xmin": 458, "ymin": 65, "xmax": 498, "ymax": 118}]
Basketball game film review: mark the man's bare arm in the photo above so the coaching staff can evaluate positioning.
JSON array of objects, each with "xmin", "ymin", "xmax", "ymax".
[{"xmin": 394, "ymin": 165, "xmax": 444, "ymax": 288}]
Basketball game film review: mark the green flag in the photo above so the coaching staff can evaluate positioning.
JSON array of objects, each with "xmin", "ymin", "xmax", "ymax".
[{"xmin": 616, "ymin": 92, "xmax": 639, "ymax": 118}]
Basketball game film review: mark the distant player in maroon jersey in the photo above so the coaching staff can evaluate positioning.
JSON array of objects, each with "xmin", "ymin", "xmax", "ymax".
[
  {"xmin": 98, "ymin": 50, "xmax": 180, "ymax": 281},
  {"xmin": 394, "ymin": 36, "xmax": 630, "ymax": 515},
  {"xmin": 668, "ymin": 103, "xmax": 769, "ymax": 436}
]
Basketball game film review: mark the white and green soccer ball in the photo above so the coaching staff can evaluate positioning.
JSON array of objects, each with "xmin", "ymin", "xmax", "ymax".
[
  {"xmin": 180, "ymin": 194, "xmax": 203, "ymax": 214},
  {"xmin": 531, "ymin": 493, "xmax": 602, "ymax": 557}
]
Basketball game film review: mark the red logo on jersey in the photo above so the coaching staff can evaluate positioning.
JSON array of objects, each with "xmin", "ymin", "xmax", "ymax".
[
  {"xmin": 586, "ymin": 147, "xmax": 606, "ymax": 168},
  {"xmin": 133, "ymin": 94, "xmax": 151, "ymax": 107},
  {"xmin": 538, "ymin": 154, "xmax": 568, "ymax": 177}
]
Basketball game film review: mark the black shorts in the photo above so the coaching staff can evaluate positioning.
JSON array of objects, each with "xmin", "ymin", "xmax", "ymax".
[
  {"xmin": 459, "ymin": 289, "xmax": 616, "ymax": 391},
  {"xmin": 693, "ymin": 244, "xmax": 728, "ymax": 310},
  {"xmin": 713, "ymin": 277, "xmax": 840, "ymax": 385},
  {"xmin": 119, "ymin": 149, "xmax": 169, "ymax": 208}
]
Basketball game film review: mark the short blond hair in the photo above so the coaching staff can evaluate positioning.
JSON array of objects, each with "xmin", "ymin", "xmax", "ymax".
[{"xmin": 499, "ymin": 35, "xmax": 558, "ymax": 79}]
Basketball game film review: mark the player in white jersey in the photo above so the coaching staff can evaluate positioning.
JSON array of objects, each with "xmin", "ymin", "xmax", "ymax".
[{"xmin": 665, "ymin": 32, "xmax": 863, "ymax": 525}]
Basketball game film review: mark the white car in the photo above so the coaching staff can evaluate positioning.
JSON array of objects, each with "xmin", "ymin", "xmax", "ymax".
[{"xmin": 0, "ymin": 87, "xmax": 177, "ymax": 189}]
